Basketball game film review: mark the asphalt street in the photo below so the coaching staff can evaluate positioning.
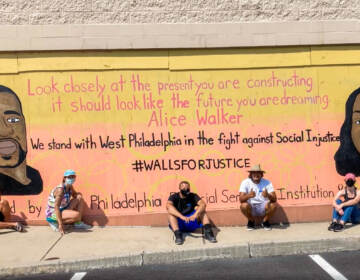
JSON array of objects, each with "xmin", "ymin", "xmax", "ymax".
[{"xmin": 4, "ymin": 250, "xmax": 360, "ymax": 280}]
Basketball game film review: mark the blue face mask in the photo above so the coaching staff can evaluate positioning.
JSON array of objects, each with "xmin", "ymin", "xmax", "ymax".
[{"xmin": 65, "ymin": 178, "xmax": 75, "ymax": 186}]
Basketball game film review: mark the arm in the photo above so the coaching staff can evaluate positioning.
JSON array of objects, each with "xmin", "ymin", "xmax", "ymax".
[
  {"xmin": 338, "ymin": 191, "xmax": 360, "ymax": 208},
  {"xmin": 54, "ymin": 188, "xmax": 65, "ymax": 235},
  {"xmin": 266, "ymin": 191, "xmax": 277, "ymax": 203},
  {"xmin": 166, "ymin": 201, "xmax": 189, "ymax": 222},
  {"xmin": 332, "ymin": 190, "xmax": 344, "ymax": 208},
  {"xmin": 70, "ymin": 186, "xmax": 82, "ymax": 199},
  {"xmin": 189, "ymin": 199, "xmax": 206, "ymax": 221},
  {"xmin": 239, "ymin": 191, "xmax": 255, "ymax": 203}
]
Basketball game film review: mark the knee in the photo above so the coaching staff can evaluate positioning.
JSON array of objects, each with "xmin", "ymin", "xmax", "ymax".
[
  {"xmin": 268, "ymin": 202, "xmax": 278, "ymax": 211},
  {"xmin": 335, "ymin": 199, "xmax": 342, "ymax": 205},
  {"xmin": 240, "ymin": 202, "xmax": 250, "ymax": 211},
  {"xmin": 0, "ymin": 199, "xmax": 10, "ymax": 209}
]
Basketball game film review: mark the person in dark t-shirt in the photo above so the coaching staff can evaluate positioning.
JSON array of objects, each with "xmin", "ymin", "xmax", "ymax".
[{"xmin": 167, "ymin": 181, "xmax": 217, "ymax": 245}]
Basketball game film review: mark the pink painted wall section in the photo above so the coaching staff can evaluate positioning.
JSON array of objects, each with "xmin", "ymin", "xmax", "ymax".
[{"xmin": 0, "ymin": 63, "xmax": 357, "ymax": 224}]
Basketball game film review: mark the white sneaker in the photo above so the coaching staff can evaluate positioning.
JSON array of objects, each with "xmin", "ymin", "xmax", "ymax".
[
  {"xmin": 73, "ymin": 221, "xmax": 92, "ymax": 230},
  {"xmin": 48, "ymin": 221, "xmax": 59, "ymax": 232}
]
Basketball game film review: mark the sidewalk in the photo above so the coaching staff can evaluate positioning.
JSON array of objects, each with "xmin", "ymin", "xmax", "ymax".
[{"xmin": 1, "ymin": 222, "xmax": 360, "ymax": 277}]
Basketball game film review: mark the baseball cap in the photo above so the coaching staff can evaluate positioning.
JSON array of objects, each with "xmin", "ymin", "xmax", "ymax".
[
  {"xmin": 344, "ymin": 173, "xmax": 356, "ymax": 181},
  {"xmin": 64, "ymin": 169, "xmax": 76, "ymax": 177}
]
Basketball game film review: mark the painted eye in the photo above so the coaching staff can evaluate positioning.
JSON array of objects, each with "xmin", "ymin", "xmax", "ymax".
[{"xmin": 7, "ymin": 117, "xmax": 20, "ymax": 123}]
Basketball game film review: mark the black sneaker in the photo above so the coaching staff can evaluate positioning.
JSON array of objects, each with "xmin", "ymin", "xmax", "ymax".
[
  {"xmin": 174, "ymin": 231, "xmax": 183, "ymax": 245},
  {"xmin": 328, "ymin": 222, "xmax": 337, "ymax": 231},
  {"xmin": 247, "ymin": 220, "xmax": 255, "ymax": 231},
  {"xmin": 334, "ymin": 223, "xmax": 344, "ymax": 232},
  {"xmin": 204, "ymin": 229, "xmax": 217, "ymax": 243},
  {"xmin": 262, "ymin": 220, "xmax": 272, "ymax": 231}
]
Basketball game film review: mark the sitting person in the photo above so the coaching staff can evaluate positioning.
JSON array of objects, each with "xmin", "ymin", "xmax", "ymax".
[
  {"xmin": 239, "ymin": 164, "xmax": 277, "ymax": 230},
  {"xmin": 166, "ymin": 181, "xmax": 217, "ymax": 245},
  {"xmin": 328, "ymin": 173, "xmax": 360, "ymax": 232},
  {"xmin": 45, "ymin": 169, "xmax": 91, "ymax": 234},
  {"xmin": 0, "ymin": 195, "xmax": 23, "ymax": 232}
]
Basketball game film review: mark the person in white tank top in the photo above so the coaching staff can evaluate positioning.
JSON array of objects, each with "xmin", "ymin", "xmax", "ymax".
[{"xmin": 45, "ymin": 169, "xmax": 91, "ymax": 234}]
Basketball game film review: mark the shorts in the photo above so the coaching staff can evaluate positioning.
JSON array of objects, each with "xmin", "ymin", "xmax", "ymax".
[
  {"xmin": 170, "ymin": 210, "xmax": 203, "ymax": 232},
  {"xmin": 0, "ymin": 211, "xmax": 4, "ymax": 222},
  {"xmin": 45, "ymin": 207, "xmax": 66, "ymax": 223},
  {"xmin": 251, "ymin": 201, "xmax": 267, "ymax": 217}
]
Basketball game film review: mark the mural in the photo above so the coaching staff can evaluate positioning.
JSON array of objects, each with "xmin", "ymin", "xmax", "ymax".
[
  {"xmin": 0, "ymin": 85, "xmax": 42, "ymax": 195},
  {"xmin": 0, "ymin": 48, "xmax": 356, "ymax": 223},
  {"xmin": 334, "ymin": 87, "xmax": 360, "ymax": 176}
]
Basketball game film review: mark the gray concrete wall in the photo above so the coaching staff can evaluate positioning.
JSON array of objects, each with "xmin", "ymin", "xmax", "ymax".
[{"xmin": 1, "ymin": 0, "xmax": 360, "ymax": 25}]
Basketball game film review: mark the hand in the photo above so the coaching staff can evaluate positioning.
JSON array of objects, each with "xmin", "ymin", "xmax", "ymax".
[
  {"xmin": 58, "ymin": 223, "xmax": 65, "ymax": 235},
  {"xmin": 338, "ymin": 209, "xmax": 344, "ymax": 216},
  {"xmin": 189, "ymin": 213, "xmax": 198, "ymax": 222},
  {"xmin": 249, "ymin": 190, "xmax": 256, "ymax": 198},
  {"xmin": 262, "ymin": 189, "xmax": 268, "ymax": 198},
  {"xmin": 335, "ymin": 204, "xmax": 343, "ymax": 212},
  {"xmin": 181, "ymin": 216, "xmax": 190, "ymax": 223}
]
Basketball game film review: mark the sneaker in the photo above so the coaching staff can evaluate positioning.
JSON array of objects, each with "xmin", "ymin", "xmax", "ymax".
[
  {"xmin": 174, "ymin": 231, "xmax": 183, "ymax": 245},
  {"xmin": 48, "ymin": 221, "xmax": 59, "ymax": 232},
  {"xmin": 247, "ymin": 220, "xmax": 255, "ymax": 231},
  {"xmin": 328, "ymin": 222, "xmax": 337, "ymax": 231},
  {"xmin": 73, "ymin": 221, "xmax": 92, "ymax": 230},
  {"xmin": 204, "ymin": 229, "xmax": 217, "ymax": 243},
  {"xmin": 262, "ymin": 221, "xmax": 272, "ymax": 231},
  {"xmin": 334, "ymin": 223, "xmax": 344, "ymax": 232}
]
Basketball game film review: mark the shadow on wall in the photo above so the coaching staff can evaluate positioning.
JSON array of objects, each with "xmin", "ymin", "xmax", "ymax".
[
  {"xmin": 84, "ymin": 202, "xmax": 109, "ymax": 226},
  {"xmin": 270, "ymin": 205, "xmax": 289, "ymax": 228}
]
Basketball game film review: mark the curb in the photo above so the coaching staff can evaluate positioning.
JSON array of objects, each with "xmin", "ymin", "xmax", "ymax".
[{"xmin": 1, "ymin": 237, "xmax": 360, "ymax": 277}]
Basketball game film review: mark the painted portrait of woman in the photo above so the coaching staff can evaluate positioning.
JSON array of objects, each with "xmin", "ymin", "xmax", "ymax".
[{"xmin": 334, "ymin": 87, "xmax": 360, "ymax": 176}]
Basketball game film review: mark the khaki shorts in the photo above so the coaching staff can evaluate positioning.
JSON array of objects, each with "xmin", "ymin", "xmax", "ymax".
[{"xmin": 251, "ymin": 201, "xmax": 267, "ymax": 217}]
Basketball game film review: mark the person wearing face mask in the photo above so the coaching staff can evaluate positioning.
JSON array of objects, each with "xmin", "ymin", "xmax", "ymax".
[
  {"xmin": 45, "ymin": 169, "xmax": 91, "ymax": 234},
  {"xmin": 167, "ymin": 181, "xmax": 217, "ymax": 245},
  {"xmin": 328, "ymin": 173, "xmax": 360, "ymax": 232}
]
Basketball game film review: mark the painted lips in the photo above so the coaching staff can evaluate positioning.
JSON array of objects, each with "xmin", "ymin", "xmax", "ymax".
[{"xmin": 0, "ymin": 140, "xmax": 17, "ymax": 156}]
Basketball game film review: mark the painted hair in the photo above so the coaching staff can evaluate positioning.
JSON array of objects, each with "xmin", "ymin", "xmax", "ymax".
[
  {"xmin": 0, "ymin": 85, "xmax": 23, "ymax": 112},
  {"xmin": 334, "ymin": 87, "xmax": 360, "ymax": 176}
]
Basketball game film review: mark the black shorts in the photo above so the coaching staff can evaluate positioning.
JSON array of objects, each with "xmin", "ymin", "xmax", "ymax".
[{"xmin": 0, "ymin": 211, "xmax": 4, "ymax": 222}]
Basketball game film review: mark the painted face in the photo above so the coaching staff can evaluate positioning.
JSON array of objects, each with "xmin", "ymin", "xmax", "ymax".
[
  {"xmin": 0, "ymin": 92, "xmax": 27, "ymax": 168},
  {"xmin": 250, "ymin": 171, "xmax": 263, "ymax": 184}
]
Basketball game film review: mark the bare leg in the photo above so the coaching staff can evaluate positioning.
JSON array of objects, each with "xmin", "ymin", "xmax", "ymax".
[
  {"xmin": 168, "ymin": 214, "xmax": 179, "ymax": 231},
  {"xmin": 264, "ymin": 202, "xmax": 277, "ymax": 222},
  {"xmin": 240, "ymin": 202, "xmax": 254, "ymax": 221},
  {"xmin": 61, "ymin": 195, "xmax": 85, "ymax": 224},
  {"xmin": 0, "ymin": 200, "xmax": 17, "ymax": 229},
  {"xmin": 199, "ymin": 212, "xmax": 211, "ymax": 225}
]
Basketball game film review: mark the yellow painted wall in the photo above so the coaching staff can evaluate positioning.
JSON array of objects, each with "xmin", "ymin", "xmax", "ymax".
[{"xmin": 0, "ymin": 45, "xmax": 358, "ymax": 224}]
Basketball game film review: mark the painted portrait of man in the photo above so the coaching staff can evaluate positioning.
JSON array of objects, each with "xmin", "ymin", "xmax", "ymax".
[
  {"xmin": 334, "ymin": 87, "xmax": 360, "ymax": 176},
  {"xmin": 0, "ymin": 85, "xmax": 42, "ymax": 195}
]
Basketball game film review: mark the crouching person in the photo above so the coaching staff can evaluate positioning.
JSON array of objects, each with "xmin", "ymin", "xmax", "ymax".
[
  {"xmin": 167, "ymin": 181, "xmax": 217, "ymax": 245},
  {"xmin": 45, "ymin": 169, "xmax": 91, "ymax": 234},
  {"xmin": 239, "ymin": 164, "xmax": 277, "ymax": 230},
  {"xmin": 0, "ymin": 195, "xmax": 23, "ymax": 232}
]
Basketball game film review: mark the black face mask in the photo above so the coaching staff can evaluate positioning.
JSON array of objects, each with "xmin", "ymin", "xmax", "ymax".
[
  {"xmin": 346, "ymin": 179, "xmax": 355, "ymax": 187},
  {"xmin": 180, "ymin": 189, "xmax": 190, "ymax": 196}
]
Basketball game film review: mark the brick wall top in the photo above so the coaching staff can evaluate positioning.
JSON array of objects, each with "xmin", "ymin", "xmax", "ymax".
[{"xmin": 2, "ymin": 0, "xmax": 360, "ymax": 25}]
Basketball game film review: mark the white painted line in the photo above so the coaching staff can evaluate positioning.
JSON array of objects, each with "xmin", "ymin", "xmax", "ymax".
[
  {"xmin": 70, "ymin": 272, "xmax": 87, "ymax": 280},
  {"xmin": 309, "ymin": 254, "xmax": 348, "ymax": 280}
]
